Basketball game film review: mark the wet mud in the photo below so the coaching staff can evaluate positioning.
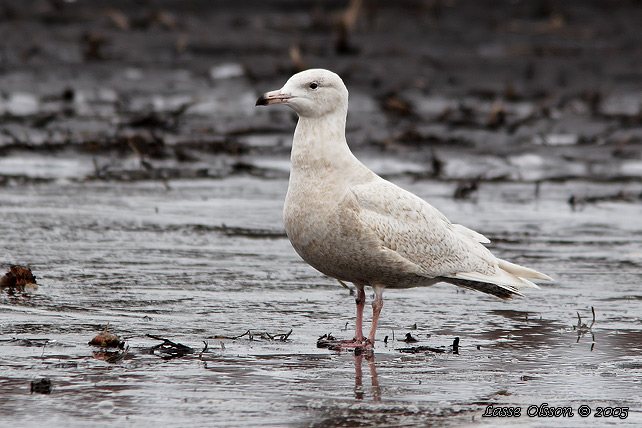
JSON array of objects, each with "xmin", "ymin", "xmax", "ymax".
[{"xmin": 1, "ymin": 1, "xmax": 642, "ymax": 427}]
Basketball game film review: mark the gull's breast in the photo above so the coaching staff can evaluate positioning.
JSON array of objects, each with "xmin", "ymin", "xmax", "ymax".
[{"xmin": 283, "ymin": 177, "xmax": 425, "ymax": 287}]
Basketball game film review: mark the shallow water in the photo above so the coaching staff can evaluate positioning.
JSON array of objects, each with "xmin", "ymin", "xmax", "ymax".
[
  {"xmin": 1, "ymin": 174, "xmax": 641, "ymax": 427},
  {"xmin": 1, "ymin": 0, "xmax": 642, "ymax": 425}
]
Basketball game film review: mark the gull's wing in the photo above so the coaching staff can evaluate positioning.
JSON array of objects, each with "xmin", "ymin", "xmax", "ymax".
[{"xmin": 348, "ymin": 179, "xmax": 550, "ymax": 290}]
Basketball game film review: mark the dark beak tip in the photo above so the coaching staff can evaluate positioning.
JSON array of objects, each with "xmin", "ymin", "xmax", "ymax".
[{"xmin": 255, "ymin": 94, "xmax": 268, "ymax": 106}]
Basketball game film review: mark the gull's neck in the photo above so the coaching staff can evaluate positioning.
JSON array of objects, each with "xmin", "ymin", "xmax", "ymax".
[{"xmin": 290, "ymin": 110, "xmax": 358, "ymax": 172}]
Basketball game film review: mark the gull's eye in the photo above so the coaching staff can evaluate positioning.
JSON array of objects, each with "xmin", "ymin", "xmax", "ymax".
[{"xmin": 309, "ymin": 82, "xmax": 319, "ymax": 90}]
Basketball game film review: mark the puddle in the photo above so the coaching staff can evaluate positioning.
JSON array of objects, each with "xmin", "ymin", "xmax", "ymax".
[
  {"xmin": 1, "ymin": 1, "xmax": 642, "ymax": 426},
  {"xmin": 1, "ymin": 177, "xmax": 642, "ymax": 427}
]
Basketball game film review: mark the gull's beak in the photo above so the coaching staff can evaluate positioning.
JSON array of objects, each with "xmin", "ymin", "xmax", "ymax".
[{"xmin": 255, "ymin": 90, "xmax": 291, "ymax": 106}]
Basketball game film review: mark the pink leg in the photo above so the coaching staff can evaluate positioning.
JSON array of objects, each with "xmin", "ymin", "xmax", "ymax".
[
  {"xmin": 323, "ymin": 285, "xmax": 382, "ymax": 350},
  {"xmin": 367, "ymin": 287, "xmax": 384, "ymax": 344},
  {"xmin": 334, "ymin": 285, "xmax": 367, "ymax": 349},
  {"xmin": 353, "ymin": 285, "xmax": 366, "ymax": 341}
]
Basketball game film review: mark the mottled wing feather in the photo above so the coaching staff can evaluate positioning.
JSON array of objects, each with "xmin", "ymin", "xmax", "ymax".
[{"xmin": 350, "ymin": 180, "xmax": 498, "ymax": 278}]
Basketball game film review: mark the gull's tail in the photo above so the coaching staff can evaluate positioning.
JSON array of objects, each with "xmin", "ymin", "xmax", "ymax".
[{"xmin": 441, "ymin": 259, "xmax": 553, "ymax": 300}]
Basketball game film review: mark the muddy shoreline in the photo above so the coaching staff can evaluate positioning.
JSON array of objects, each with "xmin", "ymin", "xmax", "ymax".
[
  {"xmin": 1, "ymin": 1, "xmax": 642, "ymax": 427},
  {"xmin": 1, "ymin": 0, "xmax": 641, "ymax": 185}
]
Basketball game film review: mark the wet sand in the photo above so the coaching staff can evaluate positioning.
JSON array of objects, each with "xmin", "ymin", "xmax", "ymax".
[
  {"xmin": 1, "ymin": 1, "xmax": 642, "ymax": 427},
  {"xmin": 2, "ymin": 177, "xmax": 642, "ymax": 427}
]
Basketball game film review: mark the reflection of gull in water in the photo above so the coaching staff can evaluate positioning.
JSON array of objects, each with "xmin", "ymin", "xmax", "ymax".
[
  {"xmin": 354, "ymin": 353, "xmax": 380, "ymax": 401},
  {"xmin": 256, "ymin": 69, "xmax": 552, "ymax": 349}
]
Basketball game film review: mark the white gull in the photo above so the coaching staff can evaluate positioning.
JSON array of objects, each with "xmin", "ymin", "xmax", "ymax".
[{"xmin": 256, "ymin": 69, "xmax": 552, "ymax": 349}]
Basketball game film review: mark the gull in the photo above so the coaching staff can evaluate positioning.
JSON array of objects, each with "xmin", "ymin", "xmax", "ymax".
[{"xmin": 256, "ymin": 69, "xmax": 552, "ymax": 349}]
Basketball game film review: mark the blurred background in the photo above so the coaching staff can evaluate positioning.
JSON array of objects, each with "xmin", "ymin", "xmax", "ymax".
[{"xmin": 0, "ymin": 0, "xmax": 641, "ymax": 186}]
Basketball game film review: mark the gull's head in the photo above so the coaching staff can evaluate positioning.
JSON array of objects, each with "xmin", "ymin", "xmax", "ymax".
[{"xmin": 255, "ymin": 69, "xmax": 348, "ymax": 118}]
